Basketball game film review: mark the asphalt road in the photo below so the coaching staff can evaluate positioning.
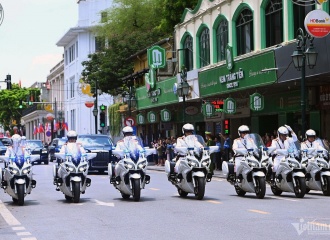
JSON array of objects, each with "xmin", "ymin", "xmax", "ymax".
[{"xmin": 0, "ymin": 162, "xmax": 330, "ymax": 240}]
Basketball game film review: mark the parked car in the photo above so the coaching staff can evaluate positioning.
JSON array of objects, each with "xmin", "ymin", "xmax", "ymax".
[
  {"xmin": 26, "ymin": 140, "xmax": 49, "ymax": 164},
  {"xmin": 77, "ymin": 134, "xmax": 114, "ymax": 173},
  {"xmin": 0, "ymin": 141, "xmax": 7, "ymax": 156},
  {"xmin": 47, "ymin": 137, "xmax": 67, "ymax": 162},
  {"xmin": 0, "ymin": 137, "xmax": 12, "ymax": 147}
]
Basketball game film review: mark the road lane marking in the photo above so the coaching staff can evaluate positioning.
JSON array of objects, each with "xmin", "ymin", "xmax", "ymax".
[
  {"xmin": 149, "ymin": 188, "xmax": 160, "ymax": 191},
  {"xmin": 248, "ymin": 209, "xmax": 270, "ymax": 215},
  {"xmin": 0, "ymin": 200, "xmax": 21, "ymax": 226},
  {"xmin": 268, "ymin": 196, "xmax": 299, "ymax": 202},
  {"xmin": 207, "ymin": 200, "xmax": 222, "ymax": 204},
  {"xmin": 95, "ymin": 199, "xmax": 115, "ymax": 207},
  {"xmin": 17, "ymin": 232, "xmax": 31, "ymax": 236},
  {"xmin": 21, "ymin": 238, "xmax": 37, "ymax": 240},
  {"xmin": 308, "ymin": 221, "xmax": 330, "ymax": 229},
  {"xmin": 13, "ymin": 226, "xmax": 26, "ymax": 231}
]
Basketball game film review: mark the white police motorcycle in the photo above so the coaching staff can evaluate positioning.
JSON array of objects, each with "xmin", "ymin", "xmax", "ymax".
[
  {"xmin": 165, "ymin": 135, "xmax": 217, "ymax": 200},
  {"xmin": 301, "ymin": 139, "xmax": 330, "ymax": 196},
  {"xmin": 108, "ymin": 143, "xmax": 155, "ymax": 202},
  {"xmin": 53, "ymin": 152, "xmax": 96, "ymax": 203},
  {"xmin": 222, "ymin": 134, "xmax": 272, "ymax": 199},
  {"xmin": 269, "ymin": 142, "xmax": 306, "ymax": 198},
  {"xmin": 0, "ymin": 154, "xmax": 39, "ymax": 205}
]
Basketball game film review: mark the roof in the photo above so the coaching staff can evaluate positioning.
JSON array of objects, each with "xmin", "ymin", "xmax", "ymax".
[{"xmin": 56, "ymin": 26, "xmax": 91, "ymax": 47}]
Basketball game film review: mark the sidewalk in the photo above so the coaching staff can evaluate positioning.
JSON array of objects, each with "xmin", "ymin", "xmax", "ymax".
[{"xmin": 147, "ymin": 162, "xmax": 226, "ymax": 179}]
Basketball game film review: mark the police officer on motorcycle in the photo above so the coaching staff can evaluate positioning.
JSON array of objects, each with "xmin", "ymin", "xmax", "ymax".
[
  {"xmin": 115, "ymin": 126, "xmax": 143, "ymax": 151},
  {"xmin": 301, "ymin": 129, "xmax": 327, "ymax": 159},
  {"xmin": 270, "ymin": 125, "xmax": 298, "ymax": 182},
  {"xmin": 232, "ymin": 125, "xmax": 258, "ymax": 182},
  {"xmin": 60, "ymin": 130, "xmax": 86, "ymax": 156}
]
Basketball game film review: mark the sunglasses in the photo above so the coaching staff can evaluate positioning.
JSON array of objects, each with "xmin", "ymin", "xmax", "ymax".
[{"xmin": 240, "ymin": 131, "xmax": 249, "ymax": 134}]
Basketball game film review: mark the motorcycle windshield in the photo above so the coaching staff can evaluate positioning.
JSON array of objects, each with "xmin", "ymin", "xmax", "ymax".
[
  {"xmin": 13, "ymin": 155, "xmax": 25, "ymax": 169},
  {"xmin": 195, "ymin": 135, "xmax": 206, "ymax": 147},
  {"xmin": 248, "ymin": 133, "xmax": 265, "ymax": 149},
  {"xmin": 315, "ymin": 138, "xmax": 329, "ymax": 151},
  {"xmin": 127, "ymin": 146, "xmax": 140, "ymax": 163},
  {"xmin": 71, "ymin": 155, "xmax": 82, "ymax": 166}
]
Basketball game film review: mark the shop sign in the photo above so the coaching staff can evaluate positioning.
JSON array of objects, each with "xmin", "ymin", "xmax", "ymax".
[
  {"xmin": 250, "ymin": 93, "xmax": 264, "ymax": 111},
  {"xmin": 219, "ymin": 68, "xmax": 244, "ymax": 90},
  {"xmin": 160, "ymin": 109, "xmax": 171, "ymax": 122},
  {"xmin": 304, "ymin": 9, "xmax": 330, "ymax": 38},
  {"xmin": 202, "ymin": 102, "xmax": 214, "ymax": 117},
  {"xmin": 223, "ymin": 98, "xmax": 236, "ymax": 114},
  {"xmin": 319, "ymin": 85, "xmax": 330, "ymax": 109},
  {"xmin": 147, "ymin": 45, "xmax": 166, "ymax": 68},
  {"xmin": 137, "ymin": 114, "xmax": 145, "ymax": 125},
  {"xmin": 185, "ymin": 106, "xmax": 199, "ymax": 115},
  {"xmin": 147, "ymin": 111, "xmax": 157, "ymax": 123},
  {"xmin": 147, "ymin": 87, "xmax": 161, "ymax": 103}
]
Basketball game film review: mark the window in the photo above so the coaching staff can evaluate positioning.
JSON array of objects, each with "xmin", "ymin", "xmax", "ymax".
[
  {"xmin": 95, "ymin": 36, "xmax": 105, "ymax": 52},
  {"xmin": 236, "ymin": 8, "xmax": 254, "ymax": 55},
  {"xmin": 70, "ymin": 76, "xmax": 75, "ymax": 98},
  {"xmin": 293, "ymin": 2, "xmax": 314, "ymax": 35},
  {"xmin": 76, "ymin": 41, "xmax": 78, "ymax": 58},
  {"xmin": 216, "ymin": 20, "xmax": 228, "ymax": 62},
  {"xmin": 65, "ymin": 50, "xmax": 68, "ymax": 65},
  {"xmin": 70, "ymin": 109, "xmax": 76, "ymax": 131},
  {"xmin": 199, "ymin": 28, "xmax": 210, "ymax": 67},
  {"xmin": 183, "ymin": 35, "xmax": 193, "ymax": 71},
  {"xmin": 265, "ymin": 0, "xmax": 283, "ymax": 47},
  {"xmin": 69, "ymin": 44, "xmax": 75, "ymax": 63}
]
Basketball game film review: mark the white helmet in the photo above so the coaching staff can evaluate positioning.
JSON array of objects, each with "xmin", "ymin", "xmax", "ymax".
[
  {"xmin": 238, "ymin": 125, "xmax": 249, "ymax": 136},
  {"xmin": 277, "ymin": 126, "xmax": 289, "ymax": 138},
  {"xmin": 11, "ymin": 134, "xmax": 22, "ymax": 152},
  {"xmin": 67, "ymin": 130, "xmax": 78, "ymax": 141},
  {"xmin": 182, "ymin": 123, "xmax": 194, "ymax": 134},
  {"xmin": 305, "ymin": 129, "xmax": 316, "ymax": 139},
  {"xmin": 122, "ymin": 126, "xmax": 133, "ymax": 136}
]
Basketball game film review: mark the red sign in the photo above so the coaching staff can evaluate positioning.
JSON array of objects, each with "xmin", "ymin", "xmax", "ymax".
[
  {"xmin": 124, "ymin": 117, "xmax": 135, "ymax": 127},
  {"xmin": 211, "ymin": 99, "xmax": 224, "ymax": 112}
]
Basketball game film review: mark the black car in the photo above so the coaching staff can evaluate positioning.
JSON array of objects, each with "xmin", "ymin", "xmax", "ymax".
[
  {"xmin": 77, "ymin": 134, "xmax": 114, "ymax": 173},
  {"xmin": 47, "ymin": 137, "xmax": 67, "ymax": 162},
  {"xmin": 0, "ymin": 137, "xmax": 12, "ymax": 147},
  {"xmin": 26, "ymin": 140, "xmax": 49, "ymax": 164},
  {"xmin": 0, "ymin": 141, "xmax": 7, "ymax": 156}
]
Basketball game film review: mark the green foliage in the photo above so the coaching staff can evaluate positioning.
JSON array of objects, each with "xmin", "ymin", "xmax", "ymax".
[
  {"xmin": 108, "ymin": 103, "xmax": 123, "ymax": 137},
  {"xmin": 0, "ymin": 85, "xmax": 39, "ymax": 131}
]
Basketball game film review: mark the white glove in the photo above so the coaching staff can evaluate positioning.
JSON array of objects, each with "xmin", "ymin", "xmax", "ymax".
[{"xmin": 284, "ymin": 125, "xmax": 292, "ymax": 132}]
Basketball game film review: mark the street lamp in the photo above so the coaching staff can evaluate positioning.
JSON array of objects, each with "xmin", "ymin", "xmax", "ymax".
[
  {"xmin": 92, "ymin": 104, "xmax": 98, "ymax": 134},
  {"xmin": 177, "ymin": 67, "xmax": 189, "ymax": 123},
  {"xmin": 291, "ymin": 27, "xmax": 318, "ymax": 139},
  {"xmin": 122, "ymin": 81, "xmax": 136, "ymax": 117}
]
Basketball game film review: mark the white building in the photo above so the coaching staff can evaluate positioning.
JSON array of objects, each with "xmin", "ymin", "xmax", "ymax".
[{"xmin": 56, "ymin": 0, "xmax": 113, "ymax": 134}]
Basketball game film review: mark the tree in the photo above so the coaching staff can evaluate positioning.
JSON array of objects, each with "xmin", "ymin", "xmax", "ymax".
[{"xmin": 0, "ymin": 85, "xmax": 39, "ymax": 132}]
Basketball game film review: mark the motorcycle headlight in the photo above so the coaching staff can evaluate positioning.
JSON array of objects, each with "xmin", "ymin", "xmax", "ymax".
[
  {"xmin": 42, "ymin": 150, "xmax": 48, "ymax": 154},
  {"xmin": 125, "ymin": 162, "xmax": 135, "ymax": 169},
  {"xmin": 9, "ymin": 167, "xmax": 19, "ymax": 175},
  {"xmin": 65, "ymin": 164, "xmax": 75, "ymax": 172},
  {"xmin": 318, "ymin": 162, "xmax": 327, "ymax": 168},
  {"xmin": 78, "ymin": 163, "xmax": 88, "ymax": 172},
  {"xmin": 289, "ymin": 162, "xmax": 299, "ymax": 168},
  {"xmin": 22, "ymin": 166, "xmax": 31, "ymax": 174},
  {"xmin": 188, "ymin": 160, "xmax": 198, "ymax": 167},
  {"xmin": 302, "ymin": 163, "xmax": 307, "ymax": 168},
  {"xmin": 248, "ymin": 160, "xmax": 258, "ymax": 167},
  {"xmin": 201, "ymin": 159, "xmax": 210, "ymax": 167},
  {"xmin": 137, "ymin": 160, "xmax": 147, "ymax": 170},
  {"xmin": 261, "ymin": 161, "xmax": 267, "ymax": 167}
]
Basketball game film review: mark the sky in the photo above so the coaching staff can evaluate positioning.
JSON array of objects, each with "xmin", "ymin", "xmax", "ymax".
[{"xmin": 0, "ymin": 0, "xmax": 78, "ymax": 88}]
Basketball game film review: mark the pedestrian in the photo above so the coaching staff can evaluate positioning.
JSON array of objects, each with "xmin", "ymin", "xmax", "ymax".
[
  {"xmin": 151, "ymin": 140, "xmax": 159, "ymax": 165},
  {"xmin": 219, "ymin": 132, "xmax": 231, "ymax": 161},
  {"xmin": 205, "ymin": 131, "xmax": 216, "ymax": 174},
  {"xmin": 214, "ymin": 136, "xmax": 222, "ymax": 170},
  {"xmin": 264, "ymin": 133, "xmax": 272, "ymax": 147},
  {"xmin": 156, "ymin": 139, "xmax": 164, "ymax": 166}
]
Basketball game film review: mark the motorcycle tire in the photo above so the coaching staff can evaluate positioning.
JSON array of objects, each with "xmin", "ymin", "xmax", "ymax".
[
  {"xmin": 294, "ymin": 177, "xmax": 306, "ymax": 198},
  {"xmin": 195, "ymin": 177, "xmax": 206, "ymax": 200},
  {"xmin": 72, "ymin": 182, "xmax": 81, "ymax": 203},
  {"xmin": 132, "ymin": 179, "xmax": 141, "ymax": 202},
  {"xmin": 271, "ymin": 186, "xmax": 282, "ymax": 196},
  {"xmin": 305, "ymin": 187, "xmax": 310, "ymax": 194},
  {"xmin": 178, "ymin": 188, "xmax": 188, "ymax": 197},
  {"xmin": 65, "ymin": 195, "xmax": 72, "ymax": 201},
  {"xmin": 321, "ymin": 176, "xmax": 330, "ymax": 196},
  {"xmin": 16, "ymin": 184, "xmax": 25, "ymax": 206},
  {"xmin": 235, "ymin": 186, "xmax": 246, "ymax": 197},
  {"xmin": 255, "ymin": 177, "xmax": 266, "ymax": 199},
  {"xmin": 121, "ymin": 193, "xmax": 130, "ymax": 199}
]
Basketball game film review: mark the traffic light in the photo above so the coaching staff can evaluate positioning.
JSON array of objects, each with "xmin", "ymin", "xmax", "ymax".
[
  {"xmin": 6, "ymin": 74, "xmax": 12, "ymax": 90},
  {"xmin": 28, "ymin": 101, "xmax": 33, "ymax": 105},
  {"xmin": 19, "ymin": 100, "xmax": 23, "ymax": 109},
  {"xmin": 100, "ymin": 104, "xmax": 106, "ymax": 111},
  {"xmin": 100, "ymin": 111, "xmax": 106, "ymax": 127},
  {"xmin": 224, "ymin": 119, "xmax": 230, "ymax": 134}
]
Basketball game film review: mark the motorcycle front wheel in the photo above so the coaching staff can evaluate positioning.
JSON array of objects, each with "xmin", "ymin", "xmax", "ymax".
[
  {"xmin": 294, "ymin": 177, "xmax": 306, "ymax": 198},
  {"xmin": 321, "ymin": 176, "xmax": 330, "ymax": 196},
  {"xmin": 255, "ymin": 177, "xmax": 266, "ymax": 199},
  {"xmin": 178, "ymin": 188, "xmax": 188, "ymax": 197},
  {"xmin": 16, "ymin": 184, "xmax": 25, "ymax": 206},
  {"xmin": 271, "ymin": 186, "xmax": 282, "ymax": 196},
  {"xmin": 194, "ymin": 177, "xmax": 206, "ymax": 200},
  {"xmin": 72, "ymin": 182, "xmax": 81, "ymax": 203},
  {"xmin": 235, "ymin": 186, "xmax": 246, "ymax": 197},
  {"xmin": 132, "ymin": 179, "xmax": 141, "ymax": 202}
]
